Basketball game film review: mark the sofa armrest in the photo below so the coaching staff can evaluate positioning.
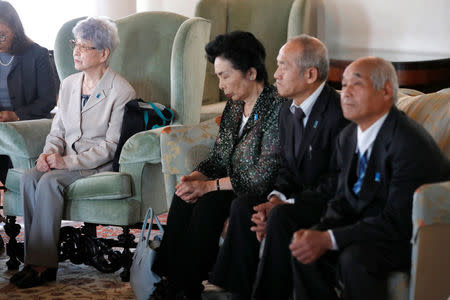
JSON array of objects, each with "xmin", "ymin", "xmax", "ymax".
[
  {"xmin": 0, "ymin": 119, "xmax": 52, "ymax": 168},
  {"xmin": 159, "ymin": 116, "xmax": 220, "ymax": 176},
  {"xmin": 118, "ymin": 127, "xmax": 165, "ymax": 166},
  {"xmin": 412, "ymin": 181, "xmax": 450, "ymax": 241}
]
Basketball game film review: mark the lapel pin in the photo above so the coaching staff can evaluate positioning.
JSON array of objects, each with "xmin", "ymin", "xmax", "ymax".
[
  {"xmin": 254, "ymin": 114, "xmax": 258, "ymax": 121},
  {"xmin": 96, "ymin": 93, "xmax": 100, "ymax": 99},
  {"xmin": 375, "ymin": 172, "xmax": 381, "ymax": 182},
  {"xmin": 313, "ymin": 120, "xmax": 318, "ymax": 128}
]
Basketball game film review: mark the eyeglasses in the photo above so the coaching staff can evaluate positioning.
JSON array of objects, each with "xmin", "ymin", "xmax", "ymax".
[
  {"xmin": 69, "ymin": 39, "xmax": 96, "ymax": 52},
  {"xmin": 0, "ymin": 34, "xmax": 7, "ymax": 42}
]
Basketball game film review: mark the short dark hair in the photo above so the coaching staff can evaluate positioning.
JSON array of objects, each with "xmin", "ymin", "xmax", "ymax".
[
  {"xmin": 205, "ymin": 31, "xmax": 268, "ymax": 84},
  {"xmin": 0, "ymin": 1, "xmax": 32, "ymax": 55}
]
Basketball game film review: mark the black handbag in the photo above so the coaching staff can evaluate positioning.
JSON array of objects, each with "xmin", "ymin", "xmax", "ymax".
[{"xmin": 113, "ymin": 99, "xmax": 174, "ymax": 171}]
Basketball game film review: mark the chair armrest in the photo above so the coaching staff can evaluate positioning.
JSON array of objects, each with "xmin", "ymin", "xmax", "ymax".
[
  {"xmin": 412, "ymin": 181, "xmax": 450, "ymax": 241},
  {"xmin": 118, "ymin": 127, "xmax": 165, "ymax": 166},
  {"xmin": 160, "ymin": 116, "xmax": 220, "ymax": 176},
  {"xmin": 0, "ymin": 119, "xmax": 52, "ymax": 167}
]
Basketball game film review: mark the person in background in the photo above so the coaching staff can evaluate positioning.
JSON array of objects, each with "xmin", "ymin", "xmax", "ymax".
[
  {"xmin": 152, "ymin": 31, "xmax": 286, "ymax": 300},
  {"xmin": 9, "ymin": 16, "xmax": 135, "ymax": 289},
  {"xmin": 0, "ymin": 1, "xmax": 57, "ymax": 226},
  {"xmin": 288, "ymin": 57, "xmax": 450, "ymax": 300}
]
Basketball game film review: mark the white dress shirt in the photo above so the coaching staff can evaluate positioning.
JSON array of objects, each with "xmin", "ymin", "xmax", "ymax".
[
  {"xmin": 268, "ymin": 81, "xmax": 326, "ymax": 204},
  {"xmin": 328, "ymin": 111, "xmax": 389, "ymax": 250}
]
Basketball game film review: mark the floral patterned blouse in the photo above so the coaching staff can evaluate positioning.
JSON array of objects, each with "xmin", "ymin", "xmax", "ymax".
[{"xmin": 196, "ymin": 85, "xmax": 287, "ymax": 197}]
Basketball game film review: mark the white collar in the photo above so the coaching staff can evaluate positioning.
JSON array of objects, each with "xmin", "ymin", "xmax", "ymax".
[
  {"xmin": 289, "ymin": 81, "xmax": 326, "ymax": 118},
  {"xmin": 356, "ymin": 112, "xmax": 389, "ymax": 158}
]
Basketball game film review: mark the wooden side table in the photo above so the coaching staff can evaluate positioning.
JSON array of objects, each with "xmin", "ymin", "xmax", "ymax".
[{"xmin": 328, "ymin": 49, "xmax": 450, "ymax": 92}]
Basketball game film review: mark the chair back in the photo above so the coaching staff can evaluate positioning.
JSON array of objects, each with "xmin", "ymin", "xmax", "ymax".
[
  {"xmin": 397, "ymin": 88, "xmax": 450, "ymax": 157},
  {"xmin": 54, "ymin": 12, "xmax": 211, "ymax": 125},
  {"xmin": 195, "ymin": 0, "xmax": 317, "ymax": 104}
]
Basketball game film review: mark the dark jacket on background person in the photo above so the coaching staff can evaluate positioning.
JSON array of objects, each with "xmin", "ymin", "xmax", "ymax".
[{"xmin": 7, "ymin": 42, "xmax": 57, "ymax": 120}]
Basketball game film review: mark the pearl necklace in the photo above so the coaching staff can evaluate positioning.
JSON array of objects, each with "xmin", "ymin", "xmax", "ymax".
[{"xmin": 0, "ymin": 55, "xmax": 14, "ymax": 67}]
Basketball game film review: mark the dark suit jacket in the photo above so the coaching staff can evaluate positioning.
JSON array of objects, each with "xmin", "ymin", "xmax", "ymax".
[
  {"xmin": 6, "ymin": 43, "xmax": 57, "ymax": 120},
  {"xmin": 320, "ymin": 106, "xmax": 450, "ymax": 250},
  {"xmin": 274, "ymin": 84, "xmax": 349, "ymax": 213},
  {"xmin": 196, "ymin": 85, "xmax": 286, "ymax": 197}
]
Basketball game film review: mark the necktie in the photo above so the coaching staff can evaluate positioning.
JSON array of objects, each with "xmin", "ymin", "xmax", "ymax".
[
  {"xmin": 292, "ymin": 107, "xmax": 305, "ymax": 157},
  {"xmin": 352, "ymin": 150, "xmax": 367, "ymax": 195}
]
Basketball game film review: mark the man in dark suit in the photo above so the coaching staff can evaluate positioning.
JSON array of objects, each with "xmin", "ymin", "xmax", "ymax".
[
  {"xmin": 287, "ymin": 57, "xmax": 450, "ymax": 300},
  {"xmin": 209, "ymin": 35, "xmax": 348, "ymax": 300}
]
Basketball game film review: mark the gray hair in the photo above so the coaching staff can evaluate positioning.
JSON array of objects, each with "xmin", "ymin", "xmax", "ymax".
[
  {"xmin": 289, "ymin": 34, "xmax": 329, "ymax": 82},
  {"xmin": 72, "ymin": 16, "xmax": 119, "ymax": 56},
  {"xmin": 369, "ymin": 57, "xmax": 399, "ymax": 103}
]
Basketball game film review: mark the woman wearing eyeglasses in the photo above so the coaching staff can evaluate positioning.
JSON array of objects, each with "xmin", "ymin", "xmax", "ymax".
[
  {"xmin": 0, "ymin": 1, "xmax": 57, "ymax": 192},
  {"xmin": 9, "ymin": 16, "xmax": 135, "ymax": 289}
]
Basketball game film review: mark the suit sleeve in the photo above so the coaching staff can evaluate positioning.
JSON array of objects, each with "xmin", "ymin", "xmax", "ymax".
[
  {"xmin": 331, "ymin": 131, "xmax": 450, "ymax": 249},
  {"xmin": 15, "ymin": 46, "xmax": 56, "ymax": 120},
  {"xmin": 62, "ymin": 82, "xmax": 136, "ymax": 170},
  {"xmin": 43, "ymin": 83, "xmax": 66, "ymax": 155}
]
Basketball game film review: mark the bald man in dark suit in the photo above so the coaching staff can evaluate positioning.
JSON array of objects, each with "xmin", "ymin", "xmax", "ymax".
[{"xmin": 286, "ymin": 57, "xmax": 450, "ymax": 300}]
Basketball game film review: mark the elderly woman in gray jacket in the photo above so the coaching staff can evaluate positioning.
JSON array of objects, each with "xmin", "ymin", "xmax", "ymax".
[{"xmin": 9, "ymin": 16, "xmax": 135, "ymax": 289}]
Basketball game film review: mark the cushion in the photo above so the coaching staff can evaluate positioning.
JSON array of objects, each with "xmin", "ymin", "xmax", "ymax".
[
  {"xmin": 65, "ymin": 171, "xmax": 132, "ymax": 201},
  {"xmin": 5, "ymin": 169, "xmax": 132, "ymax": 201},
  {"xmin": 397, "ymin": 91, "xmax": 450, "ymax": 156}
]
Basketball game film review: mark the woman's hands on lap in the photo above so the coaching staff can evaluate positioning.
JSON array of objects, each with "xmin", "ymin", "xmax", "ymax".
[
  {"xmin": 36, "ymin": 153, "xmax": 67, "ymax": 172},
  {"xmin": 175, "ymin": 171, "xmax": 214, "ymax": 203}
]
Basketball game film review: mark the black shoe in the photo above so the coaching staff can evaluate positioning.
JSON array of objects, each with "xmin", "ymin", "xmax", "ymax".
[
  {"xmin": 10, "ymin": 265, "xmax": 32, "ymax": 284},
  {"xmin": 15, "ymin": 267, "xmax": 57, "ymax": 289}
]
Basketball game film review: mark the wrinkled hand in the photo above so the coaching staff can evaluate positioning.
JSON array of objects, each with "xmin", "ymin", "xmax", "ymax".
[
  {"xmin": 46, "ymin": 153, "xmax": 67, "ymax": 170},
  {"xmin": 36, "ymin": 154, "xmax": 51, "ymax": 172},
  {"xmin": 0, "ymin": 111, "xmax": 19, "ymax": 122},
  {"xmin": 175, "ymin": 179, "xmax": 213, "ymax": 204},
  {"xmin": 250, "ymin": 196, "xmax": 286, "ymax": 242},
  {"xmin": 289, "ymin": 229, "xmax": 332, "ymax": 264}
]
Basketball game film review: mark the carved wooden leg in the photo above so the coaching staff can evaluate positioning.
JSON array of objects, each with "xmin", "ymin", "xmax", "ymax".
[
  {"xmin": 4, "ymin": 216, "xmax": 22, "ymax": 270},
  {"xmin": 118, "ymin": 226, "xmax": 134, "ymax": 282}
]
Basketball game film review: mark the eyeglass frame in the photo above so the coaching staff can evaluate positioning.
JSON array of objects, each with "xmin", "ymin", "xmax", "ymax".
[
  {"xmin": 0, "ymin": 34, "xmax": 8, "ymax": 42},
  {"xmin": 69, "ymin": 39, "xmax": 97, "ymax": 52}
]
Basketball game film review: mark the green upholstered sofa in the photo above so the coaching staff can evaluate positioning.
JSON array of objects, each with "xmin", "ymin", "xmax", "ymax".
[
  {"xmin": 159, "ymin": 88, "xmax": 450, "ymax": 299},
  {"xmin": 0, "ymin": 11, "xmax": 210, "ymax": 279},
  {"xmin": 195, "ymin": 0, "xmax": 319, "ymax": 120}
]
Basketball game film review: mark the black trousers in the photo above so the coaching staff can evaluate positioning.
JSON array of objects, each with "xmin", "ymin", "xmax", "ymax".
[
  {"xmin": 0, "ymin": 155, "xmax": 12, "ymax": 184},
  {"xmin": 209, "ymin": 194, "xmax": 265, "ymax": 298},
  {"xmin": 153, "ymin": 190, "xmax": 236, "ymax": 297},
  {"xmin": 252, "ymin": 200, "xmax": 328, "ymax": 300},
  {"xmin": 291, "ymin": 241, "xmax": 411, "ymax": 300}
]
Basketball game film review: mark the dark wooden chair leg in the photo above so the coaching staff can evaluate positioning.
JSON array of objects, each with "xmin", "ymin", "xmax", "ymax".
[
  {"xmin": 4, "ymin": 216, "xmax": 22, "ymax": 270},
  {"xmin": 118, "ymin": 226, "xmax": 134, "ymax": 282}
]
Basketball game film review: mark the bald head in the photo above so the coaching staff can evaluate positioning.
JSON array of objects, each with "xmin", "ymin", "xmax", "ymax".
[
  {"xmin": 287, "ymin": 34, "xmax": 329, "ymax": 81},
  {"xmin": 349, "ymin": 57, "xmax": 399, "ymax": 103},
  {"xmin": 341, "ymin": 56, "xmax": 397, "ymax": 130}
]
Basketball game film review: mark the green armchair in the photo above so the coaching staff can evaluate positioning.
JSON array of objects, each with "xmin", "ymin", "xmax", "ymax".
[
  {"xmin": 0, "ymin": 11, "xmax": 210, "ymax": 280},
  {"xmin": 160, "ymin": 88, "xmax": 450, "ymax": 299},
  {"xmin": 195, "ymin": 0, "xmax": 319, "ymax": 120}
]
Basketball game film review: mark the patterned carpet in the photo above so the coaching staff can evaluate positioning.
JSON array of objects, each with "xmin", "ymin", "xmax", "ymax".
[{"xmin": 0, "ymin": 211, "xmax": 229, "ymax": 300}]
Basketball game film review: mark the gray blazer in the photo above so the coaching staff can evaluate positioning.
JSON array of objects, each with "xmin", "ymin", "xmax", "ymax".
[{"xmin": 43, "ymin": 67, "xmax": 135, "ymax": 175}]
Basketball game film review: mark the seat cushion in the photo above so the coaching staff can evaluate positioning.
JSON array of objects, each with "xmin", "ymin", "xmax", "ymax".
[
  {"xmin": 65, "ymin": 171, "xmax": 132, "ymax": 201},
  {"xmin": 6, "ymin": 169, "xmax": 132, "ymax": 201}
]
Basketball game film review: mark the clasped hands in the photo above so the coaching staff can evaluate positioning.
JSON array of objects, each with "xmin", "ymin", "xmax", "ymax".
[
  {"xmin": 175, "ymin": 172, "xmax": 213, "ymax": 204},
  {"xmin": 0, "ymin": 111, "xmax": 19, "ymax": 122},
  {"xmin": 36, "ymin": 153, "xmax": 67, "ymax": 172},
  {"xmin": 250, "ymin": 195, "xmax": 332, "ymax": 264}
]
